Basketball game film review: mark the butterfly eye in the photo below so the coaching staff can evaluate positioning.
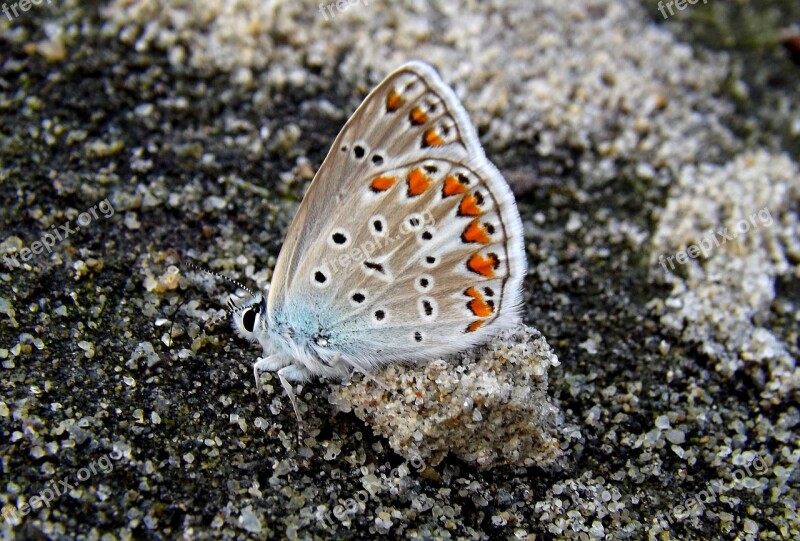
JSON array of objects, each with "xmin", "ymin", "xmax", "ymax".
[{"xmin": 241, "ymin": 307, "xmax": 258, "ymax": 333}]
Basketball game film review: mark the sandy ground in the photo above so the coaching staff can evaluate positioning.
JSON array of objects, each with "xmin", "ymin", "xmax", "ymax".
[{"xmin": 1, "ymin": 0, "xmax": 798, "ymax": 539}]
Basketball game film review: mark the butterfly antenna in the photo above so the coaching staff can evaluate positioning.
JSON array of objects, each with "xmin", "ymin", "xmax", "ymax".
[
  {"xmin": 182, "ymin": 261, "xmax": 254, "ymax": 296},
  {"xmin": 182, "ymin": 261, "xmax": 256, "ymax": 327},
  {"xmin": 166, "ymin": 299, "xmax": 188, "ymax": 351}
]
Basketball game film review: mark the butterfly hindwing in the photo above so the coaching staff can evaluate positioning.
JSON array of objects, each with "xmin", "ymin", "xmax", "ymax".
[{"xmin": 267, "ymin": 62, "xmax": 526, "ymax": 370}]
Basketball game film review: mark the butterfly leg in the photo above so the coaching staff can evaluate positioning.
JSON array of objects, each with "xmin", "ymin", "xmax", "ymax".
[
  {"xmin": 277, "ymin": 364, "xmax": 311, "ymax": 424},
  {"xmin": 253, "ymin": 355, "xmax": 291, "ymax": 395},
  {"xmin": 330, "ymin": 353, "xmax": 390, "ymax": 392},
  {"xmin": 351, "ymin": 365, "xmax": 390, "ymax": 392}
]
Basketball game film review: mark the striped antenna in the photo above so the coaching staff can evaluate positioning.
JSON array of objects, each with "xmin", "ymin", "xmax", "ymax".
[
  {"xmin": 182, "ymin": 261, "xmax": 256, "ymax": 323},
  {"xmin": 182, "ymin": 261, "xmax": 254, "ymax": 297}
]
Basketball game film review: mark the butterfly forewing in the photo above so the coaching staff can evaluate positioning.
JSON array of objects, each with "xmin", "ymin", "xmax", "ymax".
[{"xmin": 267, "ymin": 62, "xmax": 525, "ymax": 368}]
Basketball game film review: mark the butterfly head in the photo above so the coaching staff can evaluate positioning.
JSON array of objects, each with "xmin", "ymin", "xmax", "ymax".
[
  {"xmin": 182, "ymin": 261, "xmax": 270, "ymax": 343},
  {"xmin": 230, "ymin": 293, "xmax": 268, "ymax": 343}
]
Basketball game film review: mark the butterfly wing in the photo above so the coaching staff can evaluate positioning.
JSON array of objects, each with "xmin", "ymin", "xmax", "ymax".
[{"xmin": 268, "ymin": 61, "xmax": 526, "ymax": 370}]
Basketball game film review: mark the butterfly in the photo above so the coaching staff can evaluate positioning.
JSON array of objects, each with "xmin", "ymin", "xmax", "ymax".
[{"xmin": 229, "ymin": 61, "xmax": 526, "ymax": 421}]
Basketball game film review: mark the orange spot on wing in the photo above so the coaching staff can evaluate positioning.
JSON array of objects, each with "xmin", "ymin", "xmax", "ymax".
[
  {"xmin": 462, "ymin": 219, "xmax": 491, "ymax": 244},
  {"xmin": 409, "ymin": 106, "xmax": 428, "ymax": 125},
  {"xmin": 371, "ymin": 176, "xmax": 397, "ymax": 192},
  {"xmin": 423, "ymin": 128, "xmax": 444, "ymax": 147},
  {"xmin": 467, "ymin": 253, "xmax": 499, "ymax": 277},
  {"xmin": 465, "ymin": 286, "xmax": 480, "ymax": 298},
  {"xmin": 465, "ymin": 287, "xmax": 494, "ymax": 318},
  {"xmin": 458, "ymin": 193, "xmax": 483, "ymax": 216},
  {"xmin": 407, "ymin": 168, "xmax": 431, "ymax": 197},
  {"xmin": 386, "ymin": 89, "xmax": 403, "ymax": 112},
  {"xmin": 466, "ymin": 320, "xmax": 485, "ymax": 333},
  {"xmin": 442, "ymin": 175, "xmax": 468, "ymax": 197}
]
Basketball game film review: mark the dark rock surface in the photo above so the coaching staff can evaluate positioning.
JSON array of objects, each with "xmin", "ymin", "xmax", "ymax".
[{"xmin": 1, "ymin": 1, "xmax": 798, "ymax": 539}]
